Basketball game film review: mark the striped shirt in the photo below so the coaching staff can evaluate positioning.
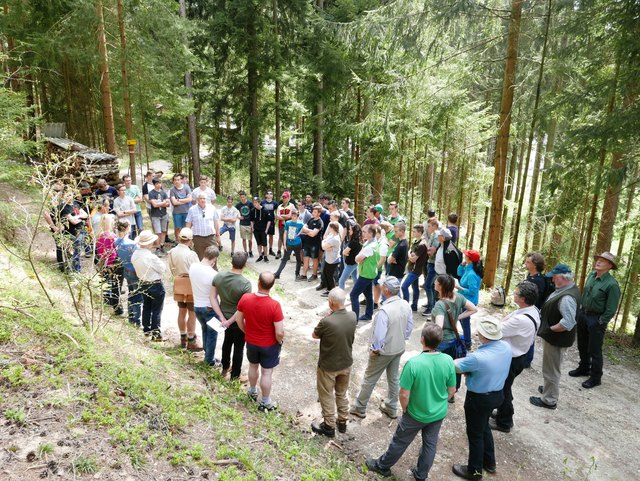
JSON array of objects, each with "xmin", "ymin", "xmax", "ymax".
[{"xmin": 186, "ymin": 203, "xmax": 220, "ymax": 236}]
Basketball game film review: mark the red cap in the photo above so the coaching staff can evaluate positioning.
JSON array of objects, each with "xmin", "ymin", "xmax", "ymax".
[{"xmin": 463, "ymin": 250, "xmax": 481, "ymax": 263}]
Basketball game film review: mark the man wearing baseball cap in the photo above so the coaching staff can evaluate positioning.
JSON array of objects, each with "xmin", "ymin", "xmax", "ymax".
[
  {"xmin": 275, "ymin": 191, "xmax": 297, "ymax": 260},
  {"xmin": 350, "ymin": 276, "xmax": 413, "ymax": 420},
  {"xmin": 452, "ymin": 318, "xmax": 511, "ymax": 480},
  {"xmin": 530, "ymin": 263, "xmax": 580, "ymax": 410},
  {"xmin": 569, "ymin": 252, "xmax": 620, "ymax": 388}
]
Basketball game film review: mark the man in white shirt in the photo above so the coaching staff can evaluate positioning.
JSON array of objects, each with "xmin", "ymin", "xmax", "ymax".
[
  {"xmin": 113, "ymin": 184, "xmax": 137, "ymax": 238},
  {"xmin": 191, "ymin": 175, "xmax": 217, "ymax": 205},
  {"xmin": 219, "ymin": 195, "xmax": 240, "ymax": 254},
  {"xmin": 131, "ymin": 230, "xmax": 166, "ymax": 341},
  {"xmin": 491, "ymin": 281, "xmax": 540, "ymax": 433},
  {"xmin": 186, "ymin": 192, "xmax": 221, "ymax": 260},
  {"xmin": 190, "ymin": 246, "xmax": 220, "ymax": 366}
]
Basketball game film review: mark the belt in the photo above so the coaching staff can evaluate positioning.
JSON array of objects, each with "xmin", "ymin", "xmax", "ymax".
[
  {"xmin": 139, "ymin": 280, "xmax": 162, "ymax": 286},
  {"xmin": 468, "ymin": 390, "xmax": 502, "ymax": 396},
  {"xmin": 582, "ymin": 309, "xmax": 602, "ymax": 316}
]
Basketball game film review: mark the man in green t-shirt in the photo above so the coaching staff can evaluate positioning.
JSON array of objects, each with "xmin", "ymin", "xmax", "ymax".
[
  {"xmin": 366, "ymin": 323, "xmax": 456, "ymax": 480},
  {"xmin": 211, "ymin": 252, "xmax": 252, "ymax": 381}
]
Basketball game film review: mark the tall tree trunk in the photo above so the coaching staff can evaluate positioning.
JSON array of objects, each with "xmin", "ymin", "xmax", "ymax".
[
  {"xmin": 96, "ymin": 1, "xmax": 117, "ymax": 155},
  {"xmin": 479, "ymin": 185, "xmax": 492, "ymax": 254},
  {"xmin": 273, "ymin": 0, "xmax": 281, "ymax": 195},
  {"xmin": 437, "ymin": 118, "xmax": 448, "ymax": 218},
  {"xmin": 118, "ymin": 0, "xmax": 136, "ymax": 182},
  {"xmin": 312, "ymin": 0, "xmax": 324, "ymax": 183},
  {"xmin": 179, "ymin": 0, "xmax": 200, "ymax": 182},
  {"xmin": 616, "ymin": 175, "xmax": 636, "ymax": 259},
  {"xmin": 523, "ymin": 131, "xmax": 545, "ymax": 253},
  {"xmin": 354, "ymin": 86, "xmax": 362, "ymax": 223},
  {"xmin": 246, "ymin": 8, "xmax": 259, "ymax": 195},
  {"xmin": 501, "ymin": 0, "xmax": 551, "ymax": 291},
  {"xmin": 620, "ymin": 227, "xmax": 639, "ymax": 334},
  {"xmin": 397, "ymin": 137, "xmax": 404, "ymax": 201},
  {"xmin": 580, "ymin": 58, "xmax": 620, "ymax": 287},
  {"xmin": 483, "ymin": 0, "xmax": 523, "ymax": 287}
]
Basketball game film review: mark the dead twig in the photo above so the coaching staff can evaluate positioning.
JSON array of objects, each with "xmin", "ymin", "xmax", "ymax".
[{"xmin": 211, "ymin": 458, "xmax": 241, "ymax": 466}]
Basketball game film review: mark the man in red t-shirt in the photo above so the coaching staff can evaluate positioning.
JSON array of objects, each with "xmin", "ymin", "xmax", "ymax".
[{"xmin": 236, "ymin": 271, "xmax": 285, "ymax": 412}]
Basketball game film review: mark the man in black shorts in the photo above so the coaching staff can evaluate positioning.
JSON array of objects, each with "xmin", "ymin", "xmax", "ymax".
[
  {"xmin": 250, "ymin": 196, "xmax": 273, "ymax": 262},
  {"xmin": 261, "ymin": 190, "xmax": 279, "ymax": 257},
  {"xmin": 301, "ymin": 206, "xmax": 324, "ymax": 281},
  {"xmin": 236, "ymin": 272, "xmax": 285, "ymax": 412}
]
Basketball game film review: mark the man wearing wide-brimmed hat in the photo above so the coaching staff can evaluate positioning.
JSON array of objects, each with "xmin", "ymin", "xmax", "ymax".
[
  {"xmin": 131, "ymin": 230, "xmax": 166, "ymax": 341},
  {"xmin": 569, "ymin": 252, "xmax": 620, "ymax": 389},
  {"xmin": 452, "ymin": 318, "xmax": 511, "ymax": 480}
]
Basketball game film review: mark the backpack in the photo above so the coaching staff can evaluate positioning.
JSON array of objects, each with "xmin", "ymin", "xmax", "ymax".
[
  {"xmin": 541, "ymin": 275, "xmax": 555, "ymax": 304},
  {"xmin": 490, "ymin": 286, "xmax": 506, "ymax": 307}
]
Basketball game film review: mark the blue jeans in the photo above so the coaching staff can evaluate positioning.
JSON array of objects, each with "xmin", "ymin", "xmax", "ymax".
[
  {"xmin": 438, "ymin": 339, "xmax": 462, "ymax": 390},
  {"xmin": 401, "ymin": 271, "xmax": 420, "ymax": 310},
  {"xmin": 123, "ymin": 270, "xmax": 142, "ymax": 326},
  {"xmin": 423, "ymin": 263, "xmax": 437, "ymax": 311},
  {"xmin": 140, "ymin": 281, "xmax": 164, "ymax": 335},
  {"xmin": 130, "ymin": 211, "xmax": 143, "ymax": 239},
  {"xmin": 339, "ymin": 263, "xmax": 358, "ymax": 290},
  {"xmin": 375, "ymin": 413, "xmax": 443, "ymax": 480},
  {"xmin": 194, "ymin": 307, "xmax": 219, "ymax": 365},
  {"xmin": 350, "ymin": 276, "xmax": 374, "ymax": 320},
  {"xmin": 461, "ymin": 313, "xmax": 472, "ymax": 348}
]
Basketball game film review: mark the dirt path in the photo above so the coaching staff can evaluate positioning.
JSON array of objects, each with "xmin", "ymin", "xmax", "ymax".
[
  {"xmin": 15, "ymin": 172, "xmax": 638, "ymax": 481},
  {"xmin": 201, "ymin": 232, "xmax": 637, "ymax": 481}
]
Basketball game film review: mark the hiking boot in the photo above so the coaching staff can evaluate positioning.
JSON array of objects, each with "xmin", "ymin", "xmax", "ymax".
[
  {"xmin": 151, "ymin": 331, "xmax": 164, "ymax": 342},
  {"xmin": 379, "ymin": 402, "xmax": 398, "ymax": 419},
  {"xmin": 349, "ymin": 406, "xmax": 366, "ymax": 418},
  {"xmin": 180, "ymin": 334, "xmax": 188, "ymax": 349},
  {"xmin": 258, "ymin": 401, "xmax": 278, "ymax": 412},
  {"xmin": 365, "ymin": 458, "xmax": 391, "ymax": 477},
  {"xmin": 336, "ymin": 420, "xmax": 347, "ymax": 433},
  {"xmin": 308, "ymin": 274, "xmax": 318, "ymax": 282},
  {"xmin": 296, "ymin": 275, "xmax": 307, "ymax": 282},
  {"xmin": 568, "ymin": 367, "xmax": 590, "ymax": 377},
  {"xmin": 247, "ymin": 389, "xmax": 258, "ymax": 402},
  {"xmin": 315, "ymin": 284, "xmax": 326, "ymax": 291},
  {"xmin": 311, "ymin": 421, "xmax": 335, "ymax": 438},
  {"xmin": 488, "ymin": 418, "xmax": 510, "ymax": 433},
  {"xmin": 187, "ymin": 336, "xmax": 203, "ymax": 352}
]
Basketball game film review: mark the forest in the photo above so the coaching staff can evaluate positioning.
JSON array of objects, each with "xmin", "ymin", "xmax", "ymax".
[{"xmin": 1, "ymin": 0, "xmax": 639, "ymax": 339}]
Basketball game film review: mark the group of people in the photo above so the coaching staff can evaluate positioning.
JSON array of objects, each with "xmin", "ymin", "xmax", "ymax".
[{"xmin": 44, "ymin": 177, "xmax": 622, "ymax": 480}]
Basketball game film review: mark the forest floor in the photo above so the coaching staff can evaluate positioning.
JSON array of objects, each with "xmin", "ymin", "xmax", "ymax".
[
  {"xmin": 224, "ymin": 235, "xmax": 640, "ymax": 481},
  {"xmin": 2, "ymin": 166, "xmax": 639, "ymax": 481}
]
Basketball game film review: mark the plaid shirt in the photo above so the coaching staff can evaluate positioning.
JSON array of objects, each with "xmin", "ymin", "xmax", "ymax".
[{"xmin": 186, "ymin": 204, "xmax": 219, "ymax": 236}]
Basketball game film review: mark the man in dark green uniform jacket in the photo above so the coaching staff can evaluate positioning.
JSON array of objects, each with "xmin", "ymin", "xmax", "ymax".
[{"xmin": 569, "ymin": 252, "xmax": 620, "ymax": 389}]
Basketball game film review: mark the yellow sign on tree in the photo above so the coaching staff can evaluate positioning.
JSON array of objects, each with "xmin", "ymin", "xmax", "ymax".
[{"xmin": 127, "ymin": 139, "xmax": 137, "ymax": 146}]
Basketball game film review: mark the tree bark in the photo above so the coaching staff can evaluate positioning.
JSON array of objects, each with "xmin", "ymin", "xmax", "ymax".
[
  {"xmin": 616, "ymin": 175, "xmax": 636, "ymax": 260},
  {"xmin": 118, "ymin": 0, "xmax": 136, "ymax": 182},
  {"xmin": 523, "ymin": 131, "xmax": 545, "ymax": 253},
  {"xmin": 437, "ymin": 118, "xmax": 448, "ymax": 219},
  {"xmin": 179, "ymin": 0, "xmax": 200, "ymax": 182},
  {"xmin": 246, "ymin": 7, "xmax": 259, "ymax": 195},
  {"xmin": 483, "ymin": 0, "xmax": 523, "ymax": 288},
  {"xmin": 96, "ymin": 1, "xmax": 117, "ymax": 155},
  {"xmin": 619, "ymin": 226, "xmax": 639, "ymax": 334}
]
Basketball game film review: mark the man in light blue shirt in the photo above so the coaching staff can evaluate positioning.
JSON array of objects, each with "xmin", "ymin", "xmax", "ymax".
[
  {"xmin": 452, "ymin": 318, "xmax": 511, "ymax": 481},
  {"xmin": 350, "ymin": 277, "xmax": 413, "ymax": 420}
]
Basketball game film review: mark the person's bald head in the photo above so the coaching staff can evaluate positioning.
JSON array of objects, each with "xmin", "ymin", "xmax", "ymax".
[
  {"xmin": 258, "ymin": 272, "xmax": 276, "ymax": 291},
  {"xmin": 328, "ymin": 287, "xmax": 346, "ymax": 310}
]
